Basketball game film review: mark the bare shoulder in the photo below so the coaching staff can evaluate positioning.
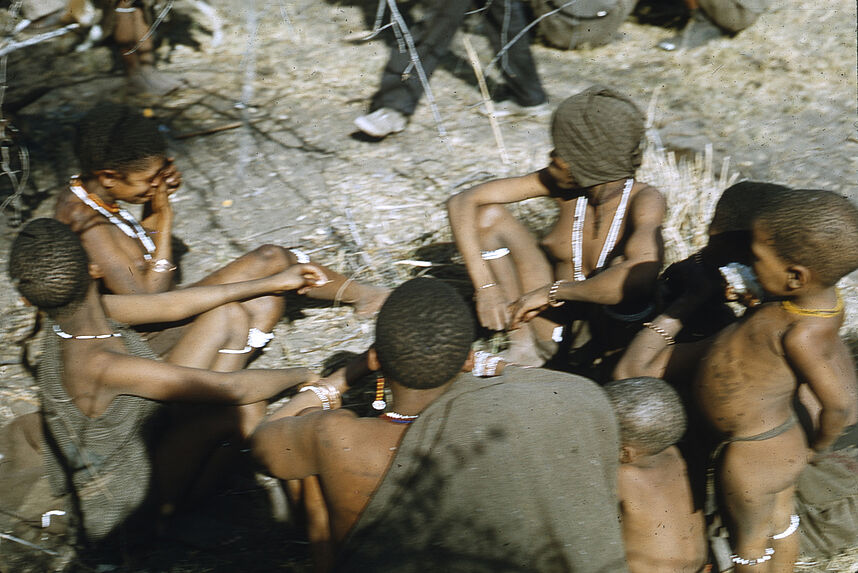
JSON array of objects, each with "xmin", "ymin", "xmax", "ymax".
[
  {"xmin": 783, "ymin": 314, "xmax": 844, "ymax": 357},
  {"xmin": 629, "ymin": 183, "xmax": 666, "ymax": 219},
  {"xmin": 54, "ymin": 191, "xmax": 104, "ymax": 235}
]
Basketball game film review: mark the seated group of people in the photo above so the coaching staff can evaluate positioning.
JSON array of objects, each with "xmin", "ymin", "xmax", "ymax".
[{"xmin": 2, "ymin": 86, "xmax": 857, "ymax": 573}]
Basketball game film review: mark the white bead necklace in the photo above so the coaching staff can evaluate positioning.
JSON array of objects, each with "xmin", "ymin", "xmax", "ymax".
[
  {"xmin": 53, "ymin": 324, "xmax": 122, "ymax": 340},
  {"xmin": 68, "ymin": 177, "xmax": 156, "ymax": 261},
  {"xmin": 571, "ymin": 178, "xmax": 633, "ymax": 282}
]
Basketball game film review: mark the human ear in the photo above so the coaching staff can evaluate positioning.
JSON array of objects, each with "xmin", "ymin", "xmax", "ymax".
[
  {"xmin": 619, "ymin": 446, "xmax": 634, "ymax": 464},
  {"xmin": 786, "ymin": 265, "xmax": 810, "ymax": 291},
  {"xmin": 367, "ymin": 347, "xmax": 381, "ymax": 371},
  {"xmin": 95, "ymin": 169, "xmax": 120, "ymax": 189},
  {"xmin": 88, "ymin": 262, "xmax": 104, "ymax": 280}
]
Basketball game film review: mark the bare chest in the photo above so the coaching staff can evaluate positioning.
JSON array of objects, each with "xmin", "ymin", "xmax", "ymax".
[{"xmin": 541, "ymin": 198, "xmax": 631, "ymax": 278}]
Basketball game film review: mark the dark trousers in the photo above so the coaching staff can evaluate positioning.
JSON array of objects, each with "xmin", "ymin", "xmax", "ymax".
[{"xmin": 370, "ymin": 0, "xmax": 546, "ymax": 115}]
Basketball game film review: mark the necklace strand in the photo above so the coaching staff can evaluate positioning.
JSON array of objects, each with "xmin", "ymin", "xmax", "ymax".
[
  {"xmin": 571, "ymin": 178, "xmax": 633, "ymax": 281},
  {"xmin": 781, "ymin": 290, "xmax": 843, "ymax": 318},
  {"xmin": 69, "ymin": 178, "xmax": 155, "ymax": 261},
  {"xmin": 53, "ymin": 324, "xmax": 122, "ymax": 340},
  {"xmin": 379, "ymin": 411, "xmax": 419, "ymax": 424}
]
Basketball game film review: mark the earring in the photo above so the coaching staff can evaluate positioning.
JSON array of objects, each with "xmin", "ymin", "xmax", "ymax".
[{"xmin": 372, "ymin": 373, "xmax": 387, "ymax": 411}]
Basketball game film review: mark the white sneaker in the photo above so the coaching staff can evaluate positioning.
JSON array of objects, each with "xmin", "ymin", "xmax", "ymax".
[{"xmin": 354, "ymin": 108, "xmax": 407, "ymax": 138}]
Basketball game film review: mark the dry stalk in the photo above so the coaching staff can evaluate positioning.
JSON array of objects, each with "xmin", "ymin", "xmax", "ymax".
[{"xmin": 462, "ymin": 36, "xmax": 509, "ymax": 164}]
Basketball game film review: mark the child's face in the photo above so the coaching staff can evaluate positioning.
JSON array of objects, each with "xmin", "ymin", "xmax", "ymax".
[
  {"xmin": 108, "ymin": 156, "xmax": 171, "ymax": 204},
  {"xmin": 750, "ymin": 224, "xmax": 790, "ymax": 296}
]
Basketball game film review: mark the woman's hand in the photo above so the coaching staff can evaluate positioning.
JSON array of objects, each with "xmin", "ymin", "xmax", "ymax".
[
  {"xmin": 508, "ymin": 284, "xmax": 550, "ymax": 329},
  {"xmin": 475, "ymin": 284, "xmax": 510, "ymax": 331}
]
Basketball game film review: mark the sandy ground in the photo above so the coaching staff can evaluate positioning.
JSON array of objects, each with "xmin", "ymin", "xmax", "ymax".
[{"xmin": 0, "ymin": 0, "xmax": 856, "ymax": 569}]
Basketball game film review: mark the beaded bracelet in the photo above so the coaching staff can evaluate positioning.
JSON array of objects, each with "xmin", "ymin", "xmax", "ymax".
[
  {"xmin": 547, "ymin": 280, "xmax": 565, "ymax": 307},
  {"xmin": 472, "ymin": 351, "xmax": 490, "ymax": 377},
  {"xmin": 299, "ymin": 385, "xmax": 330, "ymax": 410},
  {"xmin": 151, "ymin": 258, "xmax": 177, "ymax": 273},
  {"xmin": 484, "ymin": 355, "xmax": 502, "ymax": 377},
  {"xmin": 730, "ymin": 547, "xmax": 774, "ymax": 566},
  {"xmin": 642, "ymin": 321, "xmax": 676, "ymax": 346}
]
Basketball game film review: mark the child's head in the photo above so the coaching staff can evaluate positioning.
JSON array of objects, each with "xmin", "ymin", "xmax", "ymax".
[
  {"xmin": 374, "ymin": 277, "xmax": 474, "ymax": 389},
  {"xmin": 9, "ymin": 218, "xmax": 92, "ymax": 318},
  {"xmin": 75, "ymin": 102, "xmax": 166, "ymax": 177},
  {"xmin": 604, "ymin": 377, "xmax": 686, "ymax": 460},
  {"xmin": 753, "ymin": 189, "xmax": 858, "ymax": 288},
  {"xmin": 550, "ymin": 85, "xmax": 645, "ymax": 189},
  {"xmin": 706, "ymin": 181, "xmax": 790, "ymax": 268}
]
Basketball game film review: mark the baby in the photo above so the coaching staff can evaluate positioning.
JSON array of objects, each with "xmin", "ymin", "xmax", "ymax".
[{"xmin": 605, "ymin": 377, "xmax": 709, "ymax": 573}]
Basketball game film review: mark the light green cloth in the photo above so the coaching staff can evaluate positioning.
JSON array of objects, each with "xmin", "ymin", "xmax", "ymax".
[
  {"xmin": 39, "ymin": 320, "xmax": 163, "ymax": 542},
  {"xmin": 337, "ymin": 367, "xmax": 628, "ymax": 572},
  {"xmin": 550, "ymin": 85, "xmax": 645, "ymax": 188}
]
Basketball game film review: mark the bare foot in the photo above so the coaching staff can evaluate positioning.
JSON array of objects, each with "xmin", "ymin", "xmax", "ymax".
[
  {"xmin": 351, "ymin": 285, "xmax": 391, "ymax": 318},
  {"xmin": 500, "ymin": 327, "xmax": 556, "ymax": 367}
]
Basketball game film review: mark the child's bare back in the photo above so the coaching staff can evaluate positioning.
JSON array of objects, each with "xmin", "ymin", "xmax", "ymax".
[
  {"xmin": 618, "ymin": 445, "xmax": 707, "ymax": 573},
  {"xmin": 695, "ymin": 304, "xmax": 807, "ymax": 439},
  {"xmin": 605, "ymin": 377, "xmax": 708, "ymax": 573}
]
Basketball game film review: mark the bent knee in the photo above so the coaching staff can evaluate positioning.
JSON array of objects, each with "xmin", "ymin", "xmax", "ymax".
[
  {"xmin": 248, "ymin": 244, "xmax": 294, "ymax": 273},
  {"xmin": 476, "ymin": 204, "xmax": 513, "ymax": 233},
  {"xmin": 205, "ymin": 301, "xmax": 251, "ymax": 334}
]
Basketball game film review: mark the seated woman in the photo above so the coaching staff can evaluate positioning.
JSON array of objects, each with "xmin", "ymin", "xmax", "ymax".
[
  {"xmin": 447, "ymin": 85, "xmax": 665, "ymax": 375},
  {"xmin": 55, "ymin": 102, "xmax": 389, "ymax": 358}
]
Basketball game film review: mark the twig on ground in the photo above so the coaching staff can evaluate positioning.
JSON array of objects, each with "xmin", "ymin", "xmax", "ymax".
[
  {"xmin": 0, "ymin": 532, "xmax": 59, "ymax": 556},
  {"xmin": 173, "ymin": 121, "xmax": 244, "ymax": 140},
  {"xmin": 463, "ymin": 35, "xmax": 509, "ymax": 165},
  {"xmin": 0, "ymin": 23, "xmax": 80, "ymax": 57}
]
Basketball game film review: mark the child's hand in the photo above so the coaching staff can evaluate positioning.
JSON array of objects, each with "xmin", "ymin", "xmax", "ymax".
[{"xmin": 272, "ymin": 264, "xmax": 329, "ymax": 294}]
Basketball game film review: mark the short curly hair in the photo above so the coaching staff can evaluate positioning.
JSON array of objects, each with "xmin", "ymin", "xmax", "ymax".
[
  {"xmin": 9, "ymin": 218, "xmax": 91, "ymax": 317},
  {"xmin": 755, "ymin": 189, "xmax": 858, "ymax": 286},
  {"xmin": 374, "ymin": 277, "xmax": 475, "ymax": 389},
  {"xmin": 75, "ymin": 102, "xmax": 166, "ymax": 176},
  {"xmin": 604, "ymin": 377, "xmax": 686, "ymax": 456}
]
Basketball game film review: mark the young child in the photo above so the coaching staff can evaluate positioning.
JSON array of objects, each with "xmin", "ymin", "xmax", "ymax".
[
  {"xmin": 7, "ymin": 218, "xmax": 331, "ymax": 545},
  {"xmin": 605, "ymin": 377, "xmax": 708, "ymax": 573},
  {"xmin": 621, "ymin": 188, "xmax": 858, "ymax": 571},
  {"xmin": 55, "ymin": 102, "xmax": 388, "ymax": 355},
  {"xmin": 447, "ymin": 85, "xmax": 664, "ymax": 372}
]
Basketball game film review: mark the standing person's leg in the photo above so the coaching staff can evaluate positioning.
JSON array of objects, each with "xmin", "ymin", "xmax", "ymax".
[
  {"xmin": 696, "ymin": 0, "xmax": 770, "ymax": 32},
  {"xmin": 356, "ymin": 0, "xmax": 471, "ymax": 137},
  {"xmin": 111, "ymin": 0, "xmax": 182, "ymax": 95},
  {"xmin": 720, "ymin": 426, "xmax": 808, "ymax": 572},
  {"xmin": 369, "ymin": 0, "xmax": 472, "ymax": 115},
  {"xmin": 484, "ymin": 0, "xmax": 547, "ymax": 107}
]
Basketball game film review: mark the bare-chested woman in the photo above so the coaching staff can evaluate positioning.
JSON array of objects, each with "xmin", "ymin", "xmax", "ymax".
[
  {"xmin": 55, "ymin": 103, "xmax": 389, "ymax": 362},
  {"xmin": 447, "ymin": 85, "xmax": 665, "ymax": 369}
]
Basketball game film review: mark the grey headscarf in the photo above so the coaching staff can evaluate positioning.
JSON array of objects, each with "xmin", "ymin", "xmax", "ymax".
[{"xmin": 550, "ymin": 85, "xmax": 646, "ymax": 188}]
